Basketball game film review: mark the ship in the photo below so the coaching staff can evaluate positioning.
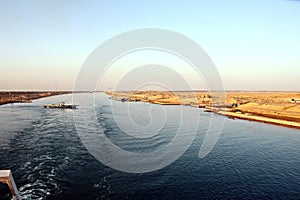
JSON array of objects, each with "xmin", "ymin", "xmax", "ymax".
[
  {"xmin": 44, "ymin": 102, "xmax": 78, "ymax": 109},
  {"xmin": 0, "ymin": 170, "xmax": 21, "ymax": 200}
]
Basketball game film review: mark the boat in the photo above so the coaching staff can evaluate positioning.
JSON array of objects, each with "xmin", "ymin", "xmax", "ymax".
[
  {"xmin": 44, "ymin": 102, "xmax": 78, "ymax": 109},
  {"xmin": 0, "ymin": 170, "xmax": 21, "ymax": 200}
]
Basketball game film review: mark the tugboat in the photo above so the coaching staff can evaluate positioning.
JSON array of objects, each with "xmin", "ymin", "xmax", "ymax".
[{"xmin": 44, "ymin": 102, "xmax": 78, "ymax": 109}]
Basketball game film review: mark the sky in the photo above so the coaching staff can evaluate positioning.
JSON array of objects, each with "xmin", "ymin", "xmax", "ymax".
[{"xmin": 0, "ymin": 0, "xmax": 299, "ymax": 91}]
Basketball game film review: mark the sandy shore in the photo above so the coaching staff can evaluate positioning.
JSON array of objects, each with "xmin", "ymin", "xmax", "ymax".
[
  {"xmin": 0, "ymin": 91, "xmax": 73, "ymax": 106},
  {"xmin": 106, "ymin": 91, "xmax": 300, "ymax": 129}
]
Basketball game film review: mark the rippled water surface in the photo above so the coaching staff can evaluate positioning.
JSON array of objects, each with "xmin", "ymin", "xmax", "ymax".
[{"xmin": 0, "ymin": 93, "xmax": 300, "ymax": 199}]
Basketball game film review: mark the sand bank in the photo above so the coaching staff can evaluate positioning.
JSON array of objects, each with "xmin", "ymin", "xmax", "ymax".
[
  {"xmin": 0, "ymin": 91, "xmax": 73, "ymax": 106},
  {"xmin": 106, "ymin": 91, "xmax": 300, "ymax": 129}
]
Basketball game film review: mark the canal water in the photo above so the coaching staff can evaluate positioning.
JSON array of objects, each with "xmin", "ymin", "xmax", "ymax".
[{"xmin": 0, "ymin": 93, "xmax": 299, "ymax": 199}]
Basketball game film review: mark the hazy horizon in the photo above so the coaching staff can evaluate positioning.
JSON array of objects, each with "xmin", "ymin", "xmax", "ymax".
[{"xmin": 1, "ymin": 0, "xmax": 300, "ymax": 91}]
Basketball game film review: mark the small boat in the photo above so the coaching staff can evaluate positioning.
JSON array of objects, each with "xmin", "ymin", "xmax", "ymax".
[
  {"xmin": 44, "ymin": 102, "xmax": 78, "ymax": 109},
  {"xmin": 0, "ymin": 170, "xmax": 21, "ymax": 200}
]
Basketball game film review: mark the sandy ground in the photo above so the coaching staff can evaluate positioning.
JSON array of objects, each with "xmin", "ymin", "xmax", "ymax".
[
  {"xmin": 0, "ymin": 91, "xmax": 73, "ymax": 106},
  {"xmin": 106, "ymin": 91, "xmax": 300, "ymax": 129}
]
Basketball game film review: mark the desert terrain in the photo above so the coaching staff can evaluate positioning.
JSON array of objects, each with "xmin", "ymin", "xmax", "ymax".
[
  {"xmin": 0, "ymin": 91, "xmax": 73, "ymax": 106},
  {"xmin": 106, "ymin": 91, "xmax": 300, "ymax": 129}
]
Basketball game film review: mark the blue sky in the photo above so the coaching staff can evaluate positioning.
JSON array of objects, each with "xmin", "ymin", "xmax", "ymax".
[{"xmin": 0, "ymin": 0, "xmax": 299, "ymax": 91}]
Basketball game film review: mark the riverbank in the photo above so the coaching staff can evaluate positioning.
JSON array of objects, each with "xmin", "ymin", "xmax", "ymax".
[
  {"xmin": 0, "ymin": 91, "xmax": 73, "ymax": 106},
  {"xmin": 106, "ymin": 91, "xmax": 300, "ymax": 129}
]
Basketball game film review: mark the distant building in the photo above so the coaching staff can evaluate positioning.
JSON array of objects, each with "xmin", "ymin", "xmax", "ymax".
[{"xmin": 291, "ymin": 99, "xmax": 300, "ymax": 103}]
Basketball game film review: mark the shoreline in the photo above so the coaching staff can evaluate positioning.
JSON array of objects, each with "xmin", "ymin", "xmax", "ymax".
[
  {"xmin": 2, "ymin": 90, "xmax": 299, "ymax": 129},
  {"xmin": 0, "ymin": 91, "xmax": 74, "ymax": 106},
  {"xmin": 218, "ymin": 111, "xmax": 300, "ymax": 130},
  {"xmin": 106, "ymin": 91, "xmax": 300, "ymax": 130}
]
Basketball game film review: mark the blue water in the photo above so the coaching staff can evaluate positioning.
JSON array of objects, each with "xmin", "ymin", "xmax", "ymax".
[{"xmin": 0, "ymin": 93, "xmax": 300, "ymax": 199}]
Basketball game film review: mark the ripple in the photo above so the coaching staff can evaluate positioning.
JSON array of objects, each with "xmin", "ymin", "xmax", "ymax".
[{"xmin": 1, "ymin": 94, "xmax": 300, "ymax": 199}]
